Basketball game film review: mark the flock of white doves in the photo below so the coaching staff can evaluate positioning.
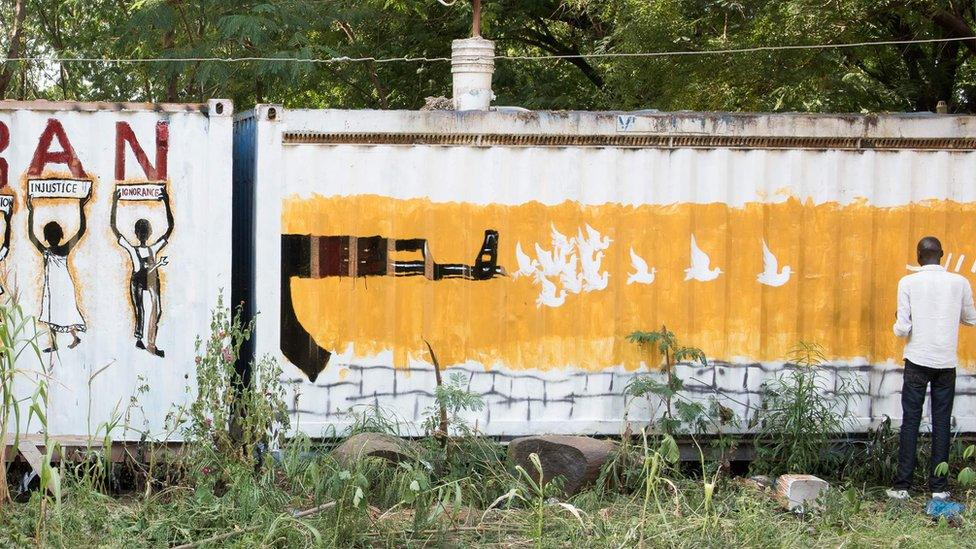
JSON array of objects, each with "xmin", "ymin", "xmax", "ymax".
[{"xmin": 514, "ymin": 224, "xmax": 792, "ymax": 308}]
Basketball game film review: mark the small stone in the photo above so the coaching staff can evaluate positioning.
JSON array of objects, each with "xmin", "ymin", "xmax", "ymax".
[
  {"xmin": 508, "ymin": 435, "xmax": 615, "ymax": 496},
  {"xmin": 776, "ymin": 474, "xmax": 829, "ymax": 512},
  {"xmin": 332, "ymin": 432, "xmax": 419, "ymax": 467}
]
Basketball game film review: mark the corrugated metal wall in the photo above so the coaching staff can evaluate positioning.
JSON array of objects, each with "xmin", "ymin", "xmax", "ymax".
[
  {"xmin": 244, "ymin": 108, "xmax": 976, "ymax": 436},
  {"xmin": 1, "ymin": 100, "xmax": 233, "ymax": 438}
]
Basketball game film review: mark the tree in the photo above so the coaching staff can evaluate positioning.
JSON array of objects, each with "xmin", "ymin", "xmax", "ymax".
[{"xmin": 2, "ymin": 1, "xmax": 976, "ymax": 113}]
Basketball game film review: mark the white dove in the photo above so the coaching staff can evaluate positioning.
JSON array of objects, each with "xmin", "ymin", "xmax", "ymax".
[
  {"xmin": 583, "ymin": 270, "xmax": 610, "ymax": 292},
  {"xmin": 627, "ymin": 248, "xmax": 656, "ymax": 285},
  {"xmin": 560, "ymin": 269, "xmax": 584, "ymax": 295},
  {"xmin": 756, "ymin": 240, "xmax": 791, "ymax": 287},
  {"xmin": 581, "ymin": 250, "xmax": 609, "ymax": 291},
  {"xmin": 551, "ymin": 224, "xmax": 576, "ymax": 259},
  {"xmin": 558, "ymin": 255, "xmax": 583, "ymax": 294},
  {"xmin": 535, "ymin": 243, "xmax": 561, "ymax": 277},
  {"xmin": 584, "ymin": 223, "xmax": 611, "ymax": 250},
  {"xmin": 535, "ymin": 273, "xmax": 567, "ymax": 308},
  {"xmin": 514, "ymin": 242, "xmax": 539, "ymax": 279},
  {"xmin": 684, "ymin": 235, "xmax": 722, "ymax": 282}
]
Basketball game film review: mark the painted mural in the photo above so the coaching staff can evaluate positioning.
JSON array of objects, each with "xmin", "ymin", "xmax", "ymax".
[
  {"xmin": 240, "ymin": 110, "xmax": 976, "ymax": 435},
  {"xmin": 0, "ymin": 103, "xmax": 232, "ymax": 438},
  {"xmin": 9, "ymin": 119, "xmax": 173, "ymax": 355},
  {"xmin": 279, "ymin": 194, "xmax": 976, "ymax": 380},
  {"xmin": 280, "ymin": 229, "xmax": 505, "ymax": 380}
]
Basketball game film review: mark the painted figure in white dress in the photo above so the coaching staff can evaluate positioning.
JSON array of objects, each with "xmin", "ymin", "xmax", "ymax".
[
  {"xmin": 111, "ymin": 189, "xmax": 173, "ymax": 358},
  {"xmin": 27, "ymin": 194, "xmax": 89, "ymax": 352}
]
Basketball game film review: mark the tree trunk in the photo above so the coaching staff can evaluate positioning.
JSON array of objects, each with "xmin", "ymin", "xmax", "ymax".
[{"xmin": 0, "ymin": 0, "xmax": 28, "ymax": 99}]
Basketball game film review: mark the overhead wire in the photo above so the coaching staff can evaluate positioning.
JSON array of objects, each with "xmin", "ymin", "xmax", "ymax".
[{"xmin": 0, "ymin": 36, "xmax": 971, "ymax": 65}]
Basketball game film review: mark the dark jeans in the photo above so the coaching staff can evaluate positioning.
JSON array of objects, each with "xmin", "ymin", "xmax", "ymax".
[{"xmin": 893, "ymin": 359, "xmax": 956, "ymax": 492}]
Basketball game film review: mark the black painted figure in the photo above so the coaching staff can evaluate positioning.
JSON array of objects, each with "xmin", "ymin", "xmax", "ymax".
[
  {"xmin": 111, "ymin": 188, "xmax": 173, "ymax": 358},
  {"xmin": 0, "ymin": 205, "xmax": 10, "ymax": 296},
  {"xmin": 27, "ymin": 195, "xmax": 89, "ymax": 352}
]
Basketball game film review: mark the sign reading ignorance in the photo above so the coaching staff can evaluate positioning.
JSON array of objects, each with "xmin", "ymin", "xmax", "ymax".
[
  {"xmin": 0, "ymin": 195, "xmax": 12, "ymax": 214},
  {"xmin": 28, "ymin": 179, "xmax": 92, "ymax": 199},
  {"xmin": 117, "ymin": 183, "xmax": 165, "ymax": 201}
]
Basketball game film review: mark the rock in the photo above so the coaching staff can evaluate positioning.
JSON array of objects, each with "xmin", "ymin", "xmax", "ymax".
[
  {"xmin": 332, "ymin": 432, "xmax": 419, "ymax": 467},
  {"xmin": 776, "ymin": 474, "xmax": 829, "ymax": 512},
  {"xmin": 508, "ymin": 435, "xmax": 615, "ymax": 496}
]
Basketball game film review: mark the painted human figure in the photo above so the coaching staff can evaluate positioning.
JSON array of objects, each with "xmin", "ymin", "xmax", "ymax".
[
  {"xmin": 0, "ymin": 205, "xmax": 11, "ymax": 296},
  {"xmin": 26, "ymin": 194, "xmax": 89, "ymax": 352},
  {"xmin": 110, "ymin": 189, "xmax": 173, "ymax": 357}
]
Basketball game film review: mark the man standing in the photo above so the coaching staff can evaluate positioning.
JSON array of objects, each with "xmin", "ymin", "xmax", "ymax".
[{"xmin": 889, "ymin": 236, "xmax": 976, "ymax": 501}]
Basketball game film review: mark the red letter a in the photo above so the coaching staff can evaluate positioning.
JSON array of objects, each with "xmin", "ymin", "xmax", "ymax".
[{"xmin": 28, "ymin": 119, "xmax": 86, "ymax": 178}]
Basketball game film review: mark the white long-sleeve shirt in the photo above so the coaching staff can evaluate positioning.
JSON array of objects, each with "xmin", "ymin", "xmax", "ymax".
[{"xmin": 894, "ymin": 264, "xmax": 976, "ymax": 368}]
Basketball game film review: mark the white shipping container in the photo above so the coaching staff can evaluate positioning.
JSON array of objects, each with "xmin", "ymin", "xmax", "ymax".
[
  {"xmin": 2, "ymin": 100, "xmax": 233, "ymax": 440},
  {"xmin": 236, "ymin": 106, "xmax": 976, "ymax": 436}
]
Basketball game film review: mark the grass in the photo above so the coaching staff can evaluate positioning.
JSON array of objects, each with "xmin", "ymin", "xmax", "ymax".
[
  {"xmin": 2, "ymin": 302, "xmax": 975, "ymax": 547},
  {"xmin": 1, "ymin": 450, "xmax": 974, "ymax": 548}
]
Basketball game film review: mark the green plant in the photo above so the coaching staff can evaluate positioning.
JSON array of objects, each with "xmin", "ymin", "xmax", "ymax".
[
  {"xmin": 486, "ymin": 452, "xmax": 584, "ymax": 548},
  {"xmin": 423, "ymin": 371, "xmax": 485, "ymax": 437},
  {"xmin": 751, "ymin": 342, "xmax": 859, "ymax": 476},
  {"xmin": 626, "ymin": 325, "xmax": 716, "ymax": 435},
  {"xmin": 952, "ymin": 444, "xmax": 976, "ymax": 487},
  {"xmin": 0, "ymin": 297, "xmax": 44, "ymax": 506},
  {"xmin": 840, "ymin": 416, "xmax": 899, "ymax": 485},
  {"xmin": 185, "ymin": 295, "xmax": 290, "ymax": 475},
  {"xmin": 636, "ymin": 429, "xmax": 679, "ymax": 547}
]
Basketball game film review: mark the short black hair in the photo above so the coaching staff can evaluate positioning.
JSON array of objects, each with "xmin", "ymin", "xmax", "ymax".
[
  {"xmin": 918, "ymin": 236, "xmax": 942, "ymax": 253},
  {"xmin": 917, "ymin": 236, "xmax": 944, "ymax": 265}
]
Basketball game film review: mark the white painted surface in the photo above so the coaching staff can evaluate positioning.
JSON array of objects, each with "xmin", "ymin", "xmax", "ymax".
[
  {"xmin": 245, "ymin": 108, "xmax": 976, "ymax": 436},
  {"xmin": 1, "ymin": 100, "xmax": 233, "ymax": 440}
]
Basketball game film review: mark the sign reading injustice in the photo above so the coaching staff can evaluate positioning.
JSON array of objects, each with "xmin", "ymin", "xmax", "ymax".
[{"xmin": 28, "ymin": 178, "xmax": 92, "ymax": 199}]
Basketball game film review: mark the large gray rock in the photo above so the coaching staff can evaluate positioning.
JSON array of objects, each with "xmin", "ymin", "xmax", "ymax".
[
  {"xmin": 332, "ymin": 432, "xmax": 419, "ymax": 467},
  {"xmin": 508, "ymin": 435, "xmax": 615, "ymax": 495}
]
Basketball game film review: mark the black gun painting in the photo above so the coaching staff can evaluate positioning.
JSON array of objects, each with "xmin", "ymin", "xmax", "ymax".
[{"xmin": 280, "ymin": 229, "xmax": 506, "ymax": 381}]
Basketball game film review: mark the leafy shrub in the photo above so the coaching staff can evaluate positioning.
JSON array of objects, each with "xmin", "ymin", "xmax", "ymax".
[
  {"xmin": 185, "ymin": 295, "xmax": 289, "ymax": 475},
  {"xmin": 626, "ymin": 325, "xmax": 733, "ymax": 435}
]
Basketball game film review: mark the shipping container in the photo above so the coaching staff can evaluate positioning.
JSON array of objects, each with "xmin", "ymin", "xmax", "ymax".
[
  {"xmin": 234, "ymin": 106, "xmax": 976, "ymax": 436},
  {"xmin": 2, "ymin": 100, "xmax": 233, "ymax": 440}
]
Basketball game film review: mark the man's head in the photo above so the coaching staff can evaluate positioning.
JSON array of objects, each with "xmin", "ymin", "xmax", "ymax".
[
  {"xmin": 42, "ymin": 221, "xmax": 63, "ymax": 246},
  {"xmin": 917, "ymin": 236, "xmax": 944, "ymax": 266},
  {"xmin": 134, "ymin": 218, "xmax": 152, "ymax": 245}
]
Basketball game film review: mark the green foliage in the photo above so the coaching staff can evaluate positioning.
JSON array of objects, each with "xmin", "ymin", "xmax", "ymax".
[
  {"xmin": 626, "ymin": 325, "xmax": 728, "ymax": 435},
  {"xmin": 955, "ymin": 443, "xmax": 976, "ymax": 486},
  {"xmin": 0, "ymin": 291, "xmax": 57, "ymax": 535},
  {"xmin": 5, "ymin": 1, "xmax": 976, "ymax": 112},
  {"xmin": 751, "ymin": 342, "xmax": 859, "ymax": 476},
  {"xmin": 185, "ymin": 294, "xmax": 290, "ymax": 474},
  {"xmin": 423, "ymin": 371, "xmax": 485, "ymax": 436},
  {"xmin": 486, "ymin": 451, "xmax": 585, "ymax": 547}
]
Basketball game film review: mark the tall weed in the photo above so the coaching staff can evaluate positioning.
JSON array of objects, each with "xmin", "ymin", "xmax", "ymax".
[{"xmin": 751, "ymin": 342, "xmax": 859, "ymax": 476}]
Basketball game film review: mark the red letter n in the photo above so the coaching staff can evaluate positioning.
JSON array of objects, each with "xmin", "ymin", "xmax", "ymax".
[
  {"xmin": 28, "ymin": 119, "xmax": 87, "ymax": 178},
  {"xmin": 116, "ymin": 121, "xmax": 168, "ymax": 181}
]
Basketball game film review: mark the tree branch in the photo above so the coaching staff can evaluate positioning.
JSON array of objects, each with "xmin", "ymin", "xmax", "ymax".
[
  {"xmin": 0, "ymin": 0, "xmax": 28, "ymax": 98},
  {"xmin": 518, "ymin": 22, "xmax": 605, "ymax": 88},
  {"xmin": 929, "ymin": 7, "xmax": 976, "ymax": 56}
]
